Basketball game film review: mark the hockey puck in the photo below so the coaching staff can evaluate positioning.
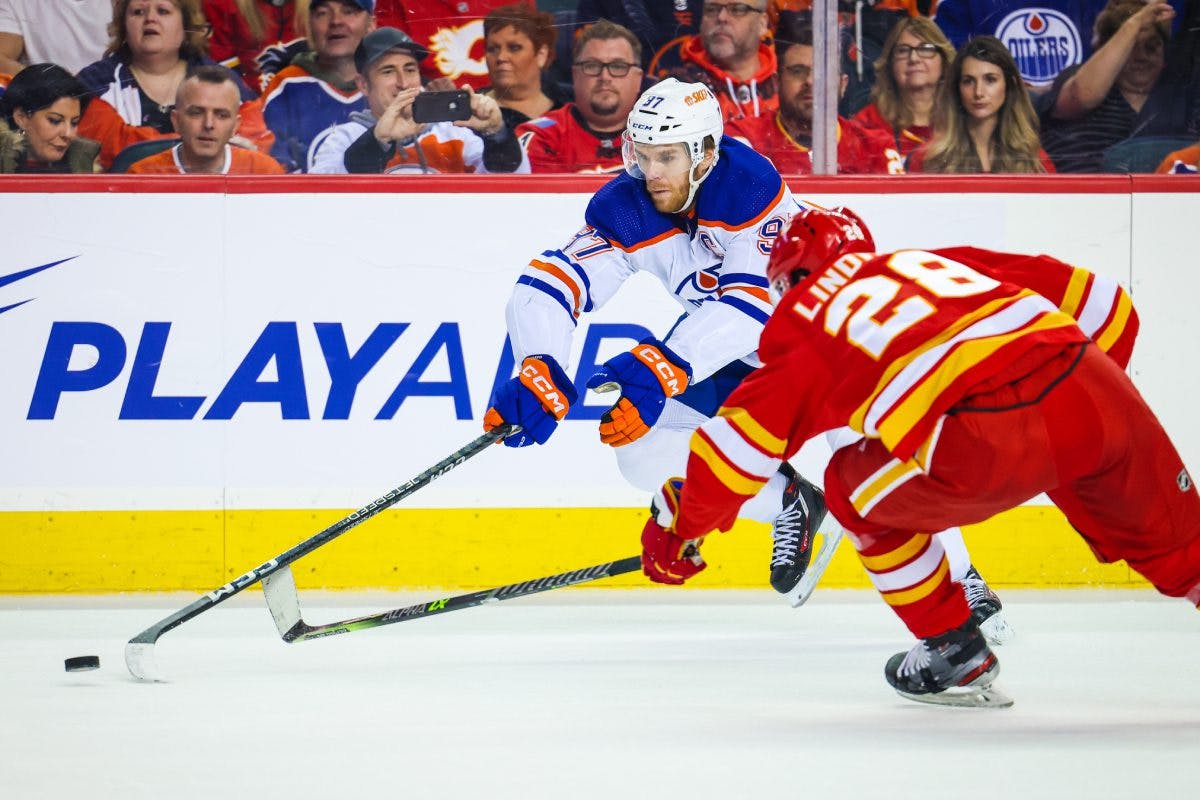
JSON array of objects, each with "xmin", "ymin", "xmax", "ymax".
[{"xmin": 64, "ymin": 655, "xmax": 100, "ymax": 672}]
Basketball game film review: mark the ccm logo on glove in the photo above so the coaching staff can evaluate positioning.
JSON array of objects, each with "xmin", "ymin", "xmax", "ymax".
[
  {"xmin": 633, "ymin": 345, "xmax": 686, "ymax": 398},
  {"xmin": 520, "ymin": 359, "xmax": 569, "ymax": 419}
]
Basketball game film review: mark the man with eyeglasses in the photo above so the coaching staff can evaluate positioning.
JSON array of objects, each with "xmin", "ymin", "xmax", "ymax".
[
  {"xmin": 652, "ymin": 1, "xmax": 779, "ymax": 122},
  {"xmin": 515, "ymin": 19, "xmax": 644, "ymax": 173},
  {"xmin": 729, "ymin": 22, "xmax": 903, "ymax": 173}
]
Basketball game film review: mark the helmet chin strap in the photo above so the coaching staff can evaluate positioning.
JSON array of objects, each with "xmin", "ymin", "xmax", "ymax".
[{"xmin": 669, "ymin": 156, "xmax": 716, "ymax": 214}]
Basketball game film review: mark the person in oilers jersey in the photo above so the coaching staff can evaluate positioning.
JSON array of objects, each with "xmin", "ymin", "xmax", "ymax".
[
  {"xmin": 485, "ymin": 77, "xmax": 829, "ymax": 599},
  {"xmin": 636, "ymin": 206, "xmax": 1200, "ymax": 707}
]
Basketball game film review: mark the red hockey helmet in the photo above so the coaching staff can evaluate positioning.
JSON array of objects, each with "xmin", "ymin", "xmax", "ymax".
[{"xmin": 767, "ymin": 207, "xmax": 875, "ymax": 299}]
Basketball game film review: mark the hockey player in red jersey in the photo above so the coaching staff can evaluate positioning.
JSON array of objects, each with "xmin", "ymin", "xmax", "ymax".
[{"xmin": 640, "ymin": 206, "xmax": 1200, "ymax": 707}]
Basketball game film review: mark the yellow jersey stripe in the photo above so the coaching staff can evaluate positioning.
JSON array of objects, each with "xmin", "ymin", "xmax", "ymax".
[
  {"xmin": 876, "ymin": 311, "xmax": 1077, "ymax": 446},
  {"xmin": 881, "ymin": 558, "xmax": 949, "ymax": 607},
  {"xmin": 1060, "ymin": 267, "xmax": 1090, "ymax": 317},
  {"xmin": 718, "ymin": 407, "xmax": 787, "ymax": 457},
  {"xmin": 691, "ymin": 431, "xmax": 769, "ymax": 497},
  {"xmin": 858, "ymin": 532, "xmax": 930, "ymax": 572},
  {"xmin": 1094, "ymin": 288, "xmax": 1132, "ymax": 353}
]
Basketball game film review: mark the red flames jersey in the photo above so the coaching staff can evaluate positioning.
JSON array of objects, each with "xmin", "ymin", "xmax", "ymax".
[
  {"xmin": 728, "ymin": 112, "xmax": 904, "ymax": 174},
  {"xmin": 515, "ymin": 104, "xmax": 625, "ymax": 173},
  {"xmin": 673, "ymin": 247, "xmax": 1138, "ymax": 540},
  {"xmin": 373, "ymin": 0, "xmax": 528, "ymax": 89}
]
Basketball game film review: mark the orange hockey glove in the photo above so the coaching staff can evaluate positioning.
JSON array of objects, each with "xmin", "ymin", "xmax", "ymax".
[{"xmin": 586, "ymin": 338, "xmax": 691, "ymax": 447}]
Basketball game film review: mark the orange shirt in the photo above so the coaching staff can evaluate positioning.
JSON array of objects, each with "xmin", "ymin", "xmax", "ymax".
[{"xmin": 128, "ymin": 144, "xmax": 284, "ymax": 174}]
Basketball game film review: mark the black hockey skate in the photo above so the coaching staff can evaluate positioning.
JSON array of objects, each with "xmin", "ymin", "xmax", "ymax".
[
  {"xmin": 961, "ymin": 565, "xmax": 1015, "ymax": 646},
  {"xmin": 769, "ymin": 463, "xmax": 827, "ymax": 595},
  {"xmin": 885, "ymin": 619, "xmax": 1013, "ymax": 708}
]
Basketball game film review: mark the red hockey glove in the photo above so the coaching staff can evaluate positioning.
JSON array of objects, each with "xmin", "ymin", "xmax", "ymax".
[
  {"xmin": 586, "ymin": 338, "xmax": 692, "ymax": 448},
  {"xmin": 640, "ymin": 479, "xmax": 706, "ymax": 585}
]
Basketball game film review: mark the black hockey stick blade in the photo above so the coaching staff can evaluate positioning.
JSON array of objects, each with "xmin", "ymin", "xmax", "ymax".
[
  {"xmin": 124, "ymin": 425, "xmax": 516, "ymax": 682},
  {"xmin": 262, "ymin": 556, "xmax": 643, "ymax": 643}
]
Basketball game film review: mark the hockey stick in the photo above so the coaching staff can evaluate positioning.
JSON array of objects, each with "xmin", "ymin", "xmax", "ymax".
[
  {"xmin": 124, "ymin": 425, "xmax": 516, "ymax": 682},
  {"xmin": 262, "ymin": 555, "xmax": 643, "ymax": 643},
  {"xmin": 782, "ymin": 519, "xmax": 845, "ymax": 608}
]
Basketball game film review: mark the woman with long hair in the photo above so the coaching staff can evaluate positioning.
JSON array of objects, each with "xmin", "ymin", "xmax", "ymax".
[
  {"xmin": 202, "ymin": 0, "xmax": 308, "ymax": 94},
  {"xmin": 481, "ymin": 3, "xmax": 565, "ymax": 130},
  {"xmin": 852, "ymin": 15, "xmax": 954, "ymax": 159},
  {"xmin": 911, "ymin": 36, "xmax": 1053, "ymax": 173},
  {"xmin": 76, "ymin": 0, "xmax": 260, "ymax": 169},
  {"xmin": 0, "ymin": 63, "xmax": 99, "ymax": 173}
]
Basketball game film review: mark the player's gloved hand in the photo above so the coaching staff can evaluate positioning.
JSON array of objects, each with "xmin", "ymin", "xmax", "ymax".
[
  {"xmin": 641, "ymin": 478, "xmax": 706, "ymax": 585},
  {"xmin": 586, "ymin": 338, "xmax": 692, "ymax": 447},
  {"xmin": 484, "ymin": 355, "xmax": 577, "ymax": 448}
]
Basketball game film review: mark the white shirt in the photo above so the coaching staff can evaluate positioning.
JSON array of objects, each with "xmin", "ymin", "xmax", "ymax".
[{"xmin": 0, "ymin": 0, "xmax": 112, "ymax": 74}]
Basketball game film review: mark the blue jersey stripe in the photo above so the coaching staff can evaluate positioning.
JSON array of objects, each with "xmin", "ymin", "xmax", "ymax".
[
  {"xmin": 719, "ymin": 294, "xmax": 771, "ymax": 324},
  {"xmin": 517, "ymin": 275, "xmax": 578, "ymax": 324},
  {"xmin": 718, "ymin": 272, "xmax": 770, "ymax": 288}
]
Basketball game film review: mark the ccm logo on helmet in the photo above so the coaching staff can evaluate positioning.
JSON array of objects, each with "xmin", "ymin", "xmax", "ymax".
[{"xmin": 521, "ymin": 361, "xmax": 568, "ymax": 417}]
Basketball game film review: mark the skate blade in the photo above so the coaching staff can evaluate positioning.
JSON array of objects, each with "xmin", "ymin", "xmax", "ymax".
[
  {"xmin": 783, "ymin": 524, "xmax": 844, "ymax": 608},
  {"xmin": 896, "ymin": 683, "xmax": 1014, "ymax": 709},
  {"xmin": 980, "ymin": 613, "xmax": 1016, "ymax": 646}
]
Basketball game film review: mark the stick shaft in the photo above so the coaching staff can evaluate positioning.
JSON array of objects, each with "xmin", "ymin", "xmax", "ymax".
[
  {"xmin": 280, "ymin": 556, "xmax": 643, "ymax": 643},
  {"xmin": 127, "ymin": 427, "xmax": 511, "ymax": 649}
]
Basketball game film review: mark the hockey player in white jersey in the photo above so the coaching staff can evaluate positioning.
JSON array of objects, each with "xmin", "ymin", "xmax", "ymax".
[
  {"xmin": 484, "ymin": 78, "xmax": 824, "ymax": 596},
  {"xmin": 483, "ymin": 78, "xmax": 1012, "ymax": 638}
]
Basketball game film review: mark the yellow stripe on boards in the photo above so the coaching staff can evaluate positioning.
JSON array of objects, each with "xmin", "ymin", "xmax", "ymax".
[{"xmin": 0, "ymin": 505, "xmax": 1150, "ymax": 592}]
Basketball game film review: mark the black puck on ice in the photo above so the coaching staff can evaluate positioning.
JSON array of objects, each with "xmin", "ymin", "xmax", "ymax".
[{"xmin": 65, "ymin": 655, "xmax": 100, "ymax": 672}]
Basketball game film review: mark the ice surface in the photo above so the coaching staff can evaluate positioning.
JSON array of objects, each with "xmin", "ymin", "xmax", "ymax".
[{"xmin": 1, "ymin": 589, "xmax": 1197, "ymax": 799}]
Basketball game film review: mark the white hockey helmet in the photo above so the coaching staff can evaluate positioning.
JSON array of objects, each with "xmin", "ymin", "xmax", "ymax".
[{"xmin": 623, "ymin": 78, "xmax": 724, "ymax": 211}]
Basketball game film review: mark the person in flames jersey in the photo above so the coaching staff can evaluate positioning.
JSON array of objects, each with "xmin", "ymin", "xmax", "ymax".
[
  {"xmin": 484, "ymin": 78, "xmax": 1010, "ymax": 622},
  {"xmin": 638, "ymin": 206, "xmax": 1200, "ymax": 706}
]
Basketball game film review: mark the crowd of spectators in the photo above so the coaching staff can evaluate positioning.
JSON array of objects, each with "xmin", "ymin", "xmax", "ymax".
[{"xmin": 0, "ymin": 0, "xmax": 1196, "ymax": 175}]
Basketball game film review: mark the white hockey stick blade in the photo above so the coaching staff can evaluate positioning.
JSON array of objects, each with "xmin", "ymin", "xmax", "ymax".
[
  {"xmin": 125, "ymin": 642, "xmax": 165, "ymax": 683},
  {"xmin": 896, "ymin": 683, "xmax": 1015, "ymax": 709},
  {"xmin": 262, "ymin": 566, "xmax": 303, "ymax": 639},
  {"xmin": 783, "ymin": 522, "xmax": 845, "ymax": 608}
]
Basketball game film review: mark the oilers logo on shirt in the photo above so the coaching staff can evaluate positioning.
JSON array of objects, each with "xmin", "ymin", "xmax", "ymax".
[
  {"xmin": 996, "ymin": 9, "xmax": 1083, "ymax": 86},
  {"xmin": 675, "ymin": 264, "xmax": 723, "ymax": 307}
]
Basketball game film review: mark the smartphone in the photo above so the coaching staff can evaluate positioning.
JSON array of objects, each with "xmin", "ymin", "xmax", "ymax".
[{"xmin": 412, "ymin": 90, "xmax": 473, "ymax": 123}]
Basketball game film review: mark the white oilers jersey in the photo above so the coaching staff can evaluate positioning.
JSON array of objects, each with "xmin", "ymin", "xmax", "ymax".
[{"xmin": 506, "ymin": 136, "xmax": 803, "ymax": 381}]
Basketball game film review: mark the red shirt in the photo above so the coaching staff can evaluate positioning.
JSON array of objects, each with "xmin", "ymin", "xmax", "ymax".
[
  {"xmin": 728, "ymin": 112, "xmax": 904, "ymax": 174},
  {"xmin": 373, "ymin": 0, "xmax": 529, "ymax": 89},
  {"xmin": 672, "ymin": 247, "xmax": 1137, "ymax": 540},
  {"xmin": 203, "ymin": 0, "xmax": 304, "ymax": 94},
  {"xmin": 852, "ymin": 103, "xmax": 932, "ymax": 158},
  {"xmin": 515, "ymin": 104, "xmax": 625, "ymax": 174}
]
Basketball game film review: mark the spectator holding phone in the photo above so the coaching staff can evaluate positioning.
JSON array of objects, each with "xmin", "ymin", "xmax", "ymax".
[{"xmin": 308, "ymin": 26, "xmax": 527, "ymax": 173}]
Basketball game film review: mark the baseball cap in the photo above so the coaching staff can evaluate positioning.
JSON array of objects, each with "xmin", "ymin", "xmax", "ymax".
[
  {"xmin": 310, "ymin": 0, "xmax": 376, "ymax": 12},
  {"xmin": 354, "ymin": 27, "xmax": 431, "ymax": 73}
]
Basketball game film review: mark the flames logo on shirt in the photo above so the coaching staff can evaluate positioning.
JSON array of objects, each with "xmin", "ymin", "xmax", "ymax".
[
  {"xmin": 430, "ymin": 21, "xmax": 488, "ymax": 82},
  {"xmin": 995, "ymin": 9, "xmax": 1083, "ymax": 87}
]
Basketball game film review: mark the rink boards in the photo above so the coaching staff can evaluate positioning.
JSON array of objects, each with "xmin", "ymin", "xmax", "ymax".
[{"xmin": 0, "ymin": 174, "xmax": 1194, "ymax": 592}]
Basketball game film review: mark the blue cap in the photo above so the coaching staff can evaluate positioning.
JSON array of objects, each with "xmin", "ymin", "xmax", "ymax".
[{"xmin": 312, "ymin": 0, "xmax": 375, "ymax": 13}]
